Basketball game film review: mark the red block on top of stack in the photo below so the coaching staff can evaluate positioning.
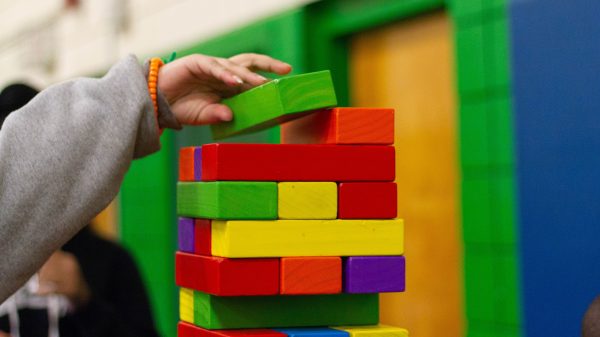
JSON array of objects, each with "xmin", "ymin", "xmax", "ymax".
[{"xmin": 281, "ymin": 107, "xmax": 395, "ymax": 145}]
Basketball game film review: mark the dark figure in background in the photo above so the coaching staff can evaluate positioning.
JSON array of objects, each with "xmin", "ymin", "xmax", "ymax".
[{"xmin": 0, "ymin": 84, "xmax": 160, "ymax": 337}]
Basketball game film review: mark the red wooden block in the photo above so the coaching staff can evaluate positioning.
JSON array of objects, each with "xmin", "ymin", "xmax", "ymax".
[
  {"xmin": 338, "ymin": 182, "xmax": 398, "ymax": 219},
  {"xmin": 280, "ymin": 257, "xmax": 342, "ymax": 295},
  {"xmin": 178, "ymin": 322, "xmax": 286, "ymax": 337},
  {"xmin": 201, "ymin": 144, "xmax": 395, "ymax": 182},
  {"xmin": 179, "ymin": 147, "xmax": 196, "ymax": 181},
  {"xmin": 281, "ymin": 107, "xmax": 395, "ymax": 145},
  {"xmin": 175, "ymin": 252, "xmax": 279, "ymax": 296},
  {"xmin": 194, "ymin": 219, "xmax": 211, "ymax": 256}
]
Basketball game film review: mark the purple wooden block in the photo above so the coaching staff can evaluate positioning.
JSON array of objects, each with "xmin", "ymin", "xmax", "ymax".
[
  {"xmin": 193, "ymin": 147, "xmax": 202, "ymax": 181},
  {"xmin": 178, "ymin": 217, "xmax": 195, "ymax": 252},
  {"xmin": 344, "ymin": 256, "xmax": 405, "ymax": 293}
]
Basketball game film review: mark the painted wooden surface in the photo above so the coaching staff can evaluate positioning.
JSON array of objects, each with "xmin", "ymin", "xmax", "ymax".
[
  {"xmin": 211, "ymin": 71, "xmax": 337, "ymax": 140},
  {"xmin": 194, "ymin": 219, "xmax": 212, "ymax": 256},
  {"xmin": 200, "ymin": 144, "xmax": 395, "ymax": 182},
  {"xmin": 178, "ymin": 322, "xmax": 287, "ymax": 337},
  {"xmin": 177, "ymin": 181, "xmax": 277, "ymax": 219},
  {"xmin": 276, "ymin": 328, "xmax": 348, "ymax": 337},
  {"xmin": 343, "ymin": 256, "xmax": 406, "ymax": 293},
  {"xmin": 190, "ymin": 290, "xmax": 378, "ymax": 329},
  {"xmin": 180, "ymin": 288, "xmax": 195, "ymax": 324},
  {"xmin": 350, "ymin": 12, "xmax": 463, "ymax": 336},
  {"xmin": 338, "ymin": 183, "xmax": 397, "ymax": 219},
  {"xmin": 178, "ymin": 218, "xmax": 195, "ymax": 253},
  {"xmin": 278, "ymin": 182, "xmax": 337, "ymax": 219},
  {"xmin": 211, "ymin": 219, "xmax": 404, "ymax": 258},
  {"xmin": 179, "ymin": 147, "xmax": 203, "ymax": 181},
  {"xmin": 332, "ymin": 325, "xmax": 408, "ymax": 337},
  {"xmin": 280, "ymin": 257, "xmax": 341, "ymax": 294},
  {"xmin": 280, "ymin": 107, "xmax": 394, "ymax": 145},
  {"xmin": 175, "ymin": 252, "xmax": 279, "ymax": 296}
]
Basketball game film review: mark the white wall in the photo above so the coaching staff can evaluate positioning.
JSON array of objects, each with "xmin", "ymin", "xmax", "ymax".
[{"xmin": 0, "ymin": 0, "xmax": 316, "ymax": 88}]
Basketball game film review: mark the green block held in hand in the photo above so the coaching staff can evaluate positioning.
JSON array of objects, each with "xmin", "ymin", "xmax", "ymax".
[{"xmin": 211, "ymin": 70, "xmax": 337, "ymax": 140}]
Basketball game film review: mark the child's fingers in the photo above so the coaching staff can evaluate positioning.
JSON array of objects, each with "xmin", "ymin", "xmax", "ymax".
[
  {"xmin": 195, "ymin": 56, "xmax": 244, "ymax": 87},
  {"xmin": 217, "ymin": 58, "xmax": 268, "ymax": 86},
  {"xmin": 229, "ymin": 53, "xmax": 292, "ymax": 75},
  {"xmin": 191, "ymin": 104, "xmax": 233, "ymax": 125}
]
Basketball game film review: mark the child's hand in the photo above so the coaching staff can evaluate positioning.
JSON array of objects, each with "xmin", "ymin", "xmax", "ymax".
[
  {"xmin": 158, "ymin": 53, "xmax": 292, "ymax": 125},
  {"xmin": 37, "ymin": 251, "xmax": 91, "ymax": 308}
]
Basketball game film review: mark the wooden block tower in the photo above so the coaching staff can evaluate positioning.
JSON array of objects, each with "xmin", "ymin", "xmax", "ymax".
[{"xmin": 176, "ymin": 71, "xmax": 408, "ymax": 337}]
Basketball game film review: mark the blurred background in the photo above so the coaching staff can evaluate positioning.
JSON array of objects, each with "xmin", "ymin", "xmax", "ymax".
[{"xmin": 1, "ymin": 0, "xmax": 599, "ymax": 337}]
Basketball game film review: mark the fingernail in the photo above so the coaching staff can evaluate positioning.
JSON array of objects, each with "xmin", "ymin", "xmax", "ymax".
[{"xmin": 233, "ymin": 75, "xmax": 244, "ymax": 84}]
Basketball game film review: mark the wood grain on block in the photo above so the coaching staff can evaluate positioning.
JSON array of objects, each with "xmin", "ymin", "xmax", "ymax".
[
  {"xmin": 180, "ymin": 288, "xmax": 195, "ymax": 324},
  {"xmin": 177, "ymin": 181, "xmax": 277, "ymax": 219},
  {"xmin": 191, "ymin": 291, "xmax": 379, "ymax": 329},
  {"xmin": 179, "ymin": 147, "xmax": 203, "ymax": 181},
  {"xmin": 194, "ymin": 219, "xmax": 212, "ymax": 256},
  {"xmin": 179, "ymin": 322, "xmax": 287, "ymax": 337},
  {"xmin": 278, "ymin": 182, "xmax": 337, "ymax": 219},
  {"xmin": 280, "ymin": 257, "xmax": 341, "ymax": 295},
  {"xmin": 344, "ymin": 256, "xmax": 406, "ymax": 293},
  {"xmin": 211, "ymin": 71, "xmax": 337, "ymax": 140},
  {"xmin": 332, "ymin": 325, "xmax": 408, "ymax": 337},
  {"xmin": 276, "ymin": 328, "xmax": 349, "ymax": 337},
  {"xmin": 211, "ymin": 219, "xmax": 403, "ymax": 258},
  {"xmin": 281, "ymin": 108, "xmax": 394, "ymax": 145},
  {"xmin": 178, "ymin": 217, "xmax": 195, "ymax": 253},
  {"xmin": 175, "ymin": 252, "xmax": 279, "ymax": 296},
  {"xmin": 338, "ymin": 183, "xmax": 397, "ymax": 219},
  {"xmin": 201, "ymin": 144, "xmax": 395, "ymax": 182}
]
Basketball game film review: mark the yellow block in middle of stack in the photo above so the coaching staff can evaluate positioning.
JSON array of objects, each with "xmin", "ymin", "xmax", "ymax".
[{"xmin": 211, "ymin": 219, "xmax": 404, "ymax": 258}]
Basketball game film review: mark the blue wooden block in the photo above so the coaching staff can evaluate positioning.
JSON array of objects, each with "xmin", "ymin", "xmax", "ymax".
[{"xmin": 277, "ymin": 328, "xmax": 349, "ymax": 337}]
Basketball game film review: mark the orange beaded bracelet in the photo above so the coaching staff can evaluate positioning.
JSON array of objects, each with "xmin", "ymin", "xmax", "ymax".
[{"xmin": 148, "ymin": 57, "xmax": 164, "ymax": 135}]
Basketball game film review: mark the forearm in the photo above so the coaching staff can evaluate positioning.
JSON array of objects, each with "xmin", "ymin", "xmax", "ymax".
[{"xmin": 0, "ymin": 55, "xmax": 172, "ymax": 302}]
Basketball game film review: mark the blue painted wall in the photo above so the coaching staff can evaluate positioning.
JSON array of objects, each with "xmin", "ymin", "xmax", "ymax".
[{"xmin": 510, "ymin": 0, "xmax": 600, "ymax": 335}]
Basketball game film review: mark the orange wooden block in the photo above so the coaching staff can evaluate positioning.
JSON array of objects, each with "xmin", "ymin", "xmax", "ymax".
[
  {"xmin": 280, "ymin": 257, "xmax": 342, "ymax": 295},
  {"xmin": 179, "ymin": 147, "xmax": 198, "ymax": 181},
  {"xmin": 281, "ymin": 107, "xmax": 394, "ymax": 145}
]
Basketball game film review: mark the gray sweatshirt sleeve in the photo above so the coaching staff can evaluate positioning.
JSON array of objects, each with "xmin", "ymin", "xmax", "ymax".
[{"xmin": 0, "ymin": 55, "xmax": 179, "ymax": 302}]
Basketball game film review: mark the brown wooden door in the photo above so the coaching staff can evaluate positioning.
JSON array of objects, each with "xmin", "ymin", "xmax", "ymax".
[{"xmin": 350, "ymin": 11, "xmax": 464, "ymax": 337}]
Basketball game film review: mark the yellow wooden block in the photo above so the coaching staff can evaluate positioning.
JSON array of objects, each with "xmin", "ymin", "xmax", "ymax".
[
  {"xmin": 179, "ymin": 287, "xmax": 194, "ymax": 324},
  {"xmin": 278, "ymin": 182, "xmax": 337, "ymax": 219},
  {"xmin": 333, "ymin": 325, "xmax": 409, "ymax": 337},
  {"xmin": 211, "ymin": 219, "xmax": 403, "ymax": 258}
]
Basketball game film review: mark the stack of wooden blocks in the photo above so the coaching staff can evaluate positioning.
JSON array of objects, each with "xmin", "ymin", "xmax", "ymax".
[{"xmin": 176, "ymin": 71, "xmax": 408, "ymax": 337}]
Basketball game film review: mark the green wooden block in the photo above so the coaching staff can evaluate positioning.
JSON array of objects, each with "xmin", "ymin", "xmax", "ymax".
[
  {"xmin": 462, "ymin": 177, "xmax": 492, "ymax": 244},
  {"xmin": 455, "ymin": 24, "xmax": 487, "ymax": 95},
  {"xmin": 177, "ymin": 182, "xmax": 277, "ymax": 219},
  {"xmin": 460, "ymin": 101, "xmax": 490, "ymax": 167},
  {"xmin": 192, "ymin": 291, "xmax": 379, "ymax": 329},
  {"xmin": 464, "ymin": 245, "xmax": 496, "ymax": 322},
  {"xmin": 211, "ymin": 71, "xmax": 337, "ymax": 140}
]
